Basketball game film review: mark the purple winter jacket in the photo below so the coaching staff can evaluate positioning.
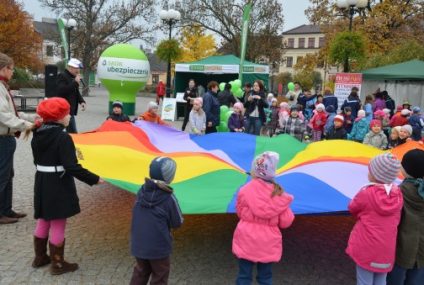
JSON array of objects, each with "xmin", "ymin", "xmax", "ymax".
[{"xmin": 228, "ymin": 113, "xmax": 245, "ymax": 132}]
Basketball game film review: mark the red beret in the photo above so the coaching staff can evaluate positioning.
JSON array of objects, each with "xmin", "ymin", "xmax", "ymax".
[{"xmin": 36, "ymin": 98, "xmax": 70, "ymax": 122}]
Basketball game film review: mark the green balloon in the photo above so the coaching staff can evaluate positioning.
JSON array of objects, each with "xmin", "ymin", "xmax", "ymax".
[
  {"xmin": 231, "ymin": 84, "xmax": 238, "ymax": 94},
  {"xmin": 225, "ymin": 110, "xmax": 233, "ymax": 122},
  {"xmin": 234, "ymin": 88, "xmax": 243, "ymax": 98},
  {"xmin": 219, "ymin": 82, "xmax": 226, "ymax": 91},
  {"xmin": 220, "ymin": 105, "xmax": 229, "ymax": 121},
  {"xmin": 233, "ymin": 79, "xmax": 242, "ymax": 88},
  {"xmin": 288, "ymin": 82, "xmax": 295, "ymax": 91},
  {"xmin": 218, "ymin": 121, "xmax": 228, "ymax": 132}
]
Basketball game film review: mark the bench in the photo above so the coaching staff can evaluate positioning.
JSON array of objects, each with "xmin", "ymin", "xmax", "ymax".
[{"xmin": 12, "ymin": 94, "xmax": 45, "ymax": 112}]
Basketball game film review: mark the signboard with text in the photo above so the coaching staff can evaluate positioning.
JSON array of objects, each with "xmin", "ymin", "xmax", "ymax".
[{"xmin": 334, "ymin": 73, "xmax": 362, "ymax": 111}]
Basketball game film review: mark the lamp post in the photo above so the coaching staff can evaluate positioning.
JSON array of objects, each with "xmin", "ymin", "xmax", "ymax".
[
  {"xmin": 336, "ymin": 0, "xmax": 368, "ymax": 72},
  {"xmin": 159, "ymin": 9, "xmax": 180, "ymax": 97},
  {"xmin": 65, "ymin": 18, "xmax": 77, "ymax": 60}
]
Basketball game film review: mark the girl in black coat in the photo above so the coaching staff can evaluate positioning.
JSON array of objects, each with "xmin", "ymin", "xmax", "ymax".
[
  {"xmin": 30, "ymin": 98, "xmax": 102, "ymax": 275},
  {"xmin": 244, "ymin": 80, "xmax": 269, "ymax": 135}
]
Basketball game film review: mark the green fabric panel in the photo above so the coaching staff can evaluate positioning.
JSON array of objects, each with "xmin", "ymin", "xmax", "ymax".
[
  {"xmin": 255, "ymin": 134, "xmax": 307, "ymax": 169},
  {"xmin": 105, "ymin": 178, "xmax": 140, "ymax": 194},
  {"xmin": 172, "ymin": 169, "xmax": 247, "ymax": 214},
  {"xmin": 362, "ymin": 60, "xmax": 424, "ymax": 81}
]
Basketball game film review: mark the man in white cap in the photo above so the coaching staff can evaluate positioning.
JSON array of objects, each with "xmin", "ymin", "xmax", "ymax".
[{"xmin": 56, "ymin": 58, "xmax": 86, "ymax": 133}]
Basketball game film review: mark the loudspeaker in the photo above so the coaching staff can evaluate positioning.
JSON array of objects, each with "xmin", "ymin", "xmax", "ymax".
[{"xmin": 44, "ymin": 64, "xmax": 58, "ymax": 98}]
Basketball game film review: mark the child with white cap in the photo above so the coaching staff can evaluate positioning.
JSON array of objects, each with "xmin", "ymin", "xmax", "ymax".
[
  {"xmin": 138, "ymin": 101, "xmax": 167, "ymax": 125},
  {"xmin": 189, "ymin": 97, "xmax": 206, "ymax": 135},
  {"xmin": 346, "ymin": 153, "xmax": 403, "ymax": 285},
  {"xmin": 387, "ymin": 149, "xmax": 424, "ymax": 285},
  {"xmin": 232, "ymin": 151, "xmax": 294, "ymax": 284},
  {"xmin": 348, "ymin": 110, "xmax": 369, "ymax": 143},
  {"xmin": 310, "ymin": 103, "xmax": 327, "ymax": 141},
  {"xmin": 130, "ymin": 156, "xmax": 183, "ymax": 285}
]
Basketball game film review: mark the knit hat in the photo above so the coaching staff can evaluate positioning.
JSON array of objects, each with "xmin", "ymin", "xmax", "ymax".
[
  {"xmin": 383, "ymin": 108, "xmax": 390, "ymax": 115},
  {"xmin": 148, "ymin": 101, "xmax": 159, "ymax": 110},
  {"xmin": 401, "ymin": 109, "xmax": 410, "ymax": 116},
  {"xmin": 401, "ymin": 149, "xmax": 424, "ymax": 179},
  {"xmin": 149, "ymin": 156, "xmax": 177, "ymax": 184},
  {"xmin": 290, "ymin": 105, "xmax": 299, "ymax": 112},
  {"xmin": 67, "ymin": 58, "xmax": 83, "ymax": 69},
  {"xmin": 396, "ymin": 106, "xmax": 403, "ymax": 112},
  {"xmin": 193, "ymin": 97, "xmax": 203, "ymax": 106},
  {"xmin": 112, "ymin": 100, "xmax": 123, "ymax": 109},
  {"xmin": 271, "ymin": 98, "xmax": 278, "ymax": 103},
  {"xmin": 325, "ymin": 105, "xmax": 335, "ymax": 113},
  {"xmin": 280, "ymin": 102, "xmax": 289, "ymax": 109},
  {"xmin": 370, "ymin": 119, "xmax": 382, "ymax": 128},
  {"xmin": 233, "ymin": 102, "xmax": 244, "ymax": 111},
  {"xmin": 251, "ymin": 151, "xmax": 279, "ymax": 181},
  {"xmin": 36, "ymin": 98, "xmax": 70, "ymax": 122},
  {"xmin": 401, "ymin": 124, "xmax": 412, "ymax": 135},
  {"xmin": 357, "ymin": 110, "xmax": 366, "ymax": 118},
  {"xmin": 334, "ymin": 115, "xmax": 344, "ymax": 123},
  {"xmin": 392, "ymin": 126, "xmax": 402, "ymax": 134},
  {"xmin": 316, "ymin": 103, "xmax": 325, "ymax": 111},
  {"xmin": 412, "ymin": 106, "xmax": 421, "ymax": 113},
  {"xmin": 374, "ymin": 110, "xmax": 385, "ymax": 118},
  {"xmin": 369, "ymin": 153, "xmax": 401, "ymax": 184}
]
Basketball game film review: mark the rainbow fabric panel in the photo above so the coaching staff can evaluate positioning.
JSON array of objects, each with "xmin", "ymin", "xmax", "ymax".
[{"xmin": 71, "ymin": 120, "xmax": 423, "ymax": 214}]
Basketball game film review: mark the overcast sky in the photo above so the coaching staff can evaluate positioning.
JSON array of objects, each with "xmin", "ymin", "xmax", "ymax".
[{"xmin": 22, "ymin": 0, "xmax": 310, "ymax": 45}]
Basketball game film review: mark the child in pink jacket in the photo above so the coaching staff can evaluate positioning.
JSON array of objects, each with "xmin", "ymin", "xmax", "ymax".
[
  {"xmin": 346, "ymin": 153, "xmax": 403, "ymax": 285},
  {"xmin": 232, "ymin": 151, "xmax": 294, "ymax": 284}
]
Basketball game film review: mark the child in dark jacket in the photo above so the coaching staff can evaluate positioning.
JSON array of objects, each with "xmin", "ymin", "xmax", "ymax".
[
  {"xmin": 31, "ymin": 98, "xmax": 102, "ymax": 275},
  {"xmin": 387, "ymin": 149, "xmax": 424, "ymax": 285},
  {"xmin": 326, "ymin": 115, "xmax": 347, "ymax": 140},
  {"xmin": 228, "ymin": 102, "xmax": 245, "ymax": 132},
  {"xmin": 106, "ymin": 100, "xmax": 131, "ymax": 122},
  {"xmin": 347, "ymin": 153, "xmax": 403, "ymax": 285},
  {"xmin": 130, "ymin": 157, "xmax": 183, "ymax": 285},
  {"xmin": 342, "ymin": 107, "xmax": 354, "ymax": 133}
]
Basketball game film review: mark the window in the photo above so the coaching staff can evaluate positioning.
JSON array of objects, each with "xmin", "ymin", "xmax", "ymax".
[
  {"xmin": 286, "ymin": 57, "xmax": 293, "ymax": 68},
  {"xmin": 308, "ymin": 37, "xmax": 315, "ymax": 48},
  {"xmin": 287, "ymin": 38, "xmax": 294, "ymax": 48},
  {"xmin": 319, "ymin": 37, "xmax": 325, "ymax": 48},
  {"xmin": 46, "ymin": 45, "xmax": 54, "ymax": 57},
  {"xmin": 298, "ymin": 38, "xmax": 305, "ymax": 48},
  {"xmin": 152, "ymin": 74, "xmax": 159, "ymax": 84}
]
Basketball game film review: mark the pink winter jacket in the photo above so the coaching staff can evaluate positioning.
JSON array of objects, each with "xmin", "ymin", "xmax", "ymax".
[
  {"xmin": 346, "ymin": 183, "xmax": 403, "ymax": 273},
  {"xmin": 232, "ymin": 178, "xmax": 295, "ymax": 263}
]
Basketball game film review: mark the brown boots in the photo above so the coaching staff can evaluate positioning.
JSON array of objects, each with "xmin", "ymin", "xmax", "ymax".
[
  {"xmin": 32, "ymin": 237, "xmax": 50, "ymax": 268},
  {"xmin": 48, "ymin": 240, "xmax": 79, "ymax": 275}
]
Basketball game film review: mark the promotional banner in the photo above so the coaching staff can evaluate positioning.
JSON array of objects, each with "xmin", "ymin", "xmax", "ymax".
[
  {"xmin": 161, "ymin": 98, "xmax": 177, "ymax": 121},
  {"xmin": 97, "ymin": 44, "xmax": 150, "ymax": 115},
  {"xmin": 334, "ymin": 73, "xmax": 362, "ymax": 110},
  {"xmin": 57, "ymin": 18, "xmax": 68, "ymax": 61},
  {"xmin": 239, "ymin": 2, "xmax": 252, "ymax": 82}
]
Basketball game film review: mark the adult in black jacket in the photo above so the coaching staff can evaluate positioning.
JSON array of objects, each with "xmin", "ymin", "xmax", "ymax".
[
  {"xmin": 130, "ymin": 157, "xmax": 183, "ymax": 285},
  {"xmin": 203, "ymin": 81, "xmax": 220, "ymax": 134},
  {"xmin": 31, "ymin": 98, "xmax": 101, "ymax": 275},
  {"xmin": 56, "ymin": 58, "xmax": 86, "ymax": 133},
  {"xmin": 182, "ymin": 79, "xmax": 198, "ymax": 131},
  {"xmin": 218, "ymin": 83, "xmax": 236, "ymax": 107},
  {"xmin": 341, "ymin": 90, "xmax": 361, "ymax": 120},
  {"xmin": 244, "ymin": 80, "xmax": 268, "ymax": 135}
]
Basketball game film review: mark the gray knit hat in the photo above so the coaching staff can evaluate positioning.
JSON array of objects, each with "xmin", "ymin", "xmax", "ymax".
[
  {"xmin": 149, "ymin": 156, "xmax": 177, "ymax": 184},
  {"xmin": 369, "ymin": 153, "xmax": 401, "ymax": 184}
]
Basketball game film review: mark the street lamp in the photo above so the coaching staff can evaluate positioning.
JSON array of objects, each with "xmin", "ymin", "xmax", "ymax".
[
  {"xmin": 336, "ymin": 0, "xmax": 368, "ymax": 72},
  {"xmin": 65, "ymin": 18, "xmax": 77, "ymax": 60},
  {"xmin": 159, "ymin": 9, "xmax": 181, "ymax": 97}
]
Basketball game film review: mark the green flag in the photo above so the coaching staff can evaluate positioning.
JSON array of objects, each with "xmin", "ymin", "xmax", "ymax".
[
  {"xmin": 57, "ymin": 18, "xmax": 68, "ymax": 61},
  {"xmin": 239, "ymin": 2, "xmax": 252, "ymax": 83}
]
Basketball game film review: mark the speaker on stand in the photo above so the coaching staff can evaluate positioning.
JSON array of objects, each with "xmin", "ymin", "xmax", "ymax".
[{"xmin": 44, "ymin": 64, "xmax": 58, "ymax": 98}]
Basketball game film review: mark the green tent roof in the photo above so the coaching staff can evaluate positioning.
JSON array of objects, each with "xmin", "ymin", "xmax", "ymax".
[
  {"xmin": 179, "ymin": 54, "xmax": 265, "ymax": 67},
  {"xmin": 362, "ymin": 60, "xmax": 424, "ymax": 81}
]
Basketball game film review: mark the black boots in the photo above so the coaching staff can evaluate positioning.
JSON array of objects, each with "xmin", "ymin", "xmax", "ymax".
[
  {"xmin": 32, "ymin": 236, "xmax": 50, "ymax": 268},
  {"xmin": 49, "ymin": 239, "xmax": 79, "ymax": 275}
]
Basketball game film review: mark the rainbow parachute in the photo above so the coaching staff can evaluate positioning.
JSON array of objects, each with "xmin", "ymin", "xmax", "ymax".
[{"xmin": 72, "ymin": 121, "xmax": 423, "ymax": 214}]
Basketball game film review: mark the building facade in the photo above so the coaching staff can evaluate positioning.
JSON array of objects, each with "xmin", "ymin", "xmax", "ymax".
[
  {"xmin": 279, "ymin": 25, "xmax": 336, "ymax": 86},
  {"xmin": 33, "ymin": 18, "xmax": 64, "ymax": 66}
]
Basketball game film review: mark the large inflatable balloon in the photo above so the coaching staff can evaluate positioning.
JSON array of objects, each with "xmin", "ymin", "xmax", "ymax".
[{"xmin": 97, "ymin": 44, "xmax": 150, "ymax": 115}]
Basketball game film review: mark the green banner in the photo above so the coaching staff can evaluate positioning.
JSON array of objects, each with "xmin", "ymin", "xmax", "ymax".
[
  {"xmin": 57, "ymin": 18, "xmax": 68, "ymax": 61},
  {"xmin": 239, "ymin": 2, "xmax": 252, "ymax": 82}
]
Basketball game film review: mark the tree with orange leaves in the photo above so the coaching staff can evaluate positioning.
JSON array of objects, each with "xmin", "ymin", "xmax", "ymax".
[{"xmin": 0, "ymin": 0, "xmax": 42, "ymax": 70}]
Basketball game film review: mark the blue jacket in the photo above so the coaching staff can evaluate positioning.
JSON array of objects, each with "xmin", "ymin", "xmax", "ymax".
[
  {"xmin": 131, "ymin": 178, "xmax": 183, "ymax": 259},
  {"xmin": 324, "ymin": 113, "xmax": 336, "ymax": 135},
  {"xmin": 341, "ymin": 96, "xmax": 361, "ymax": 119},
  {"xmin": 409, "ymin": 114, "xmax": 423, "ymax": 141},
  {"xmin": 348, "ymin": 118, "xmax": 369, "ymax": 142},
  {"xmin": 323, "ymin": 95, "xmax": 338, "ymax": 112},
  {"xmin": 203, "ymin": 91, "xmax": 220, "ymax": 127}
]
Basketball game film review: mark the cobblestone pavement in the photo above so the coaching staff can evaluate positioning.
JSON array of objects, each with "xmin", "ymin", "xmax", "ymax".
[{"xmin": 0, "ymin": 88, "xmax": 356, "ymax": 284}]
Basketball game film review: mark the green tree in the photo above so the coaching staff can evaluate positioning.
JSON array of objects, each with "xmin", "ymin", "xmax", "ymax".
[
  {"xmin": 179, "ymin": 25, "xmax": 216, "ymax": 62},
  {"xmin": 329, "ymin": 31, "xmax": 366, "ymax": 72},
  {"xmin": 156, "ymin": 39, "xmax": 182, "ymax": 63}
]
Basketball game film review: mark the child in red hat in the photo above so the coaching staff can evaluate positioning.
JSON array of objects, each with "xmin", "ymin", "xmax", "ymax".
[{"xmin": 30, "ymin": 98, "xmax": 103, "ymax": 275}]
